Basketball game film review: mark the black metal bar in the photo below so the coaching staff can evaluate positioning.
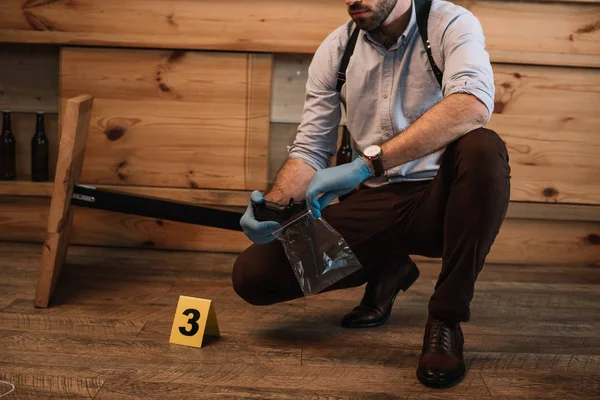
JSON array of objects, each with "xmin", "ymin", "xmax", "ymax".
[{"xmin": 72, "ymin": 185, "xmax": 244, "ymax": 232}]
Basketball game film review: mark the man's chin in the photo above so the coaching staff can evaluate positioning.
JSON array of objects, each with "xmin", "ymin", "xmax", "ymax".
[{"xmin": 353, "ymin": 17, "xmax": 375, "ymax": 31}]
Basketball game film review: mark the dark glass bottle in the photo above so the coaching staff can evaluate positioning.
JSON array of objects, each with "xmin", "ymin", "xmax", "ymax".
[
  {"xmin": 0, "ymin": 110, "xmax": 16, "ymax": 181},
  {"xmin": 31, "ymin": 111, "xmax": 49, "ymax": 182},
  {"xmin": 336, "ymin": 125, "xmax": 353, "ymax": 166}
]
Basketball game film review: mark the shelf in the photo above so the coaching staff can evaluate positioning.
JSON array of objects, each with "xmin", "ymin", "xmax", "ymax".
[{"xmin": 0, "ymin": 181, "xmax": 53, "ymax": 197}]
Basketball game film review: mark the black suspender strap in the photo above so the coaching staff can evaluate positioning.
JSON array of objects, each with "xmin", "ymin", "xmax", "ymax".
[
  {"xmin": 415, "ymin": 0, "xmax": 443, "ymax": 87},
  {"xmin": 336, "ymin": 26, "xmax": 360, "ymax": 92},
  {"xmin": 336, "ymin": 0, "xmax": 443, "ymax": 91}
]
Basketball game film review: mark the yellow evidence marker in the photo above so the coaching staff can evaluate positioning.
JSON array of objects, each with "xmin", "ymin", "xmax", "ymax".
[{"xmin": 169, "ymin": 295, "xmax": 220, "ymax": 348}]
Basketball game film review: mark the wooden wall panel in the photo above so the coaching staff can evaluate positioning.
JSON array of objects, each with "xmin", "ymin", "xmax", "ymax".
[
  {"xmin": 0, "ymin": 0, "xmax": 598, "ymax": 67},
  {"xmin": 0, "ymin": 196, "xmax": 597, "ymax": 265},
  {"xmin": 461, "ymin": 0, "xmax": 600, "ymax": 67},
  {"xmin": 60, "ymin": 47, "xmax": 270, "ymax": 191},
  {"xmin": 245, "ymin": 54, "xmax": 272, "ymax": 190},
  {"xmin": 270, "ymin": 57, "xmax": 600, "ymax": 205},
  {"xmin": 0, "ymin": 44, "xmax": 59, "ymax": 113}
]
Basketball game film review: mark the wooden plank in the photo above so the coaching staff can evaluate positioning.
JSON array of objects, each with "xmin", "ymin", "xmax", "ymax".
[
  {"xmin": 35, "ymin": 95, "xmax": 93, "ymax": 308},
  {"xmin": 0, "ymin": 313, "xmax": 144, "ymax": 337},
  {"xmin": 302, "ymin": 346, "xmax": 600, "ymax": 373},
  {"xmin": 245, "ymin": 54, "xmax": 272, "ymax": 191},
  {"xmin": 0, "ymin": 44, "xmax": 59, "ymax": 113},
  {"xmin": 0, "ymin": 181, "xmax": 251, "ymax": 207},
  {"xmin": 11, "ymin": 112, "xmax": 59, "ymax": 182},
  {"xmin": 507, "ymin": 202, "xmax": 600, "ymax": 222},
  {"xmin": 0, "ymin": 196, "xmax": 251, "ymax": 253},
  {"xmin": 0, "ymin": 1, "xmax": 599, "ymax": 67},
  {"xmin": 0, "ymin": 351, "xmax": 141, "ymax": 379},
  {"xmin": 0, "ymin": 196, "xmax": 598, "ymax": 264},
  {"xmin": 0, "ymin": 0, "xmax": 347, "ymax": 54},
  {"xmin": 487, "ymin": 217, "xmax": 600, "ymax": 265},
  {"xmin": 489, "ymin": 64, "xmax": 600, "ymax": 205},
  {"xmin": 60, "ymin": 47, "xmax": 268, "ymax": 191},
  {"xmin": 0, "ymin": 373, "xmax": 104, "ymax": 400},
  {"xmin": 271, "ymin": 61, "xmax": 600, "ymax": 205},
  {"xmin": 461, "ymin": 0, "xmax": 600, "ymax": 67},
  {"xmin": 0, "ymin": 240, "xmax": 599, "ymax": 399},
  {"xmin": 95, "ymin": 378, "xmax": 432, "ymax": 400},
  {"xmin": 480, "ymin": 372, "xmax": 600, "ymax": 398},
  {"xmin": 132, "ymin": 363, "xmax": 490, "ymax": 396}
]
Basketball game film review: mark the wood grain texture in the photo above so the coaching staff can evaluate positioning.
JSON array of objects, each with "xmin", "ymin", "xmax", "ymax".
[
  {"xmin": 0, "ymin": 0, "xmax": 599, "ymax": 67},
  {"xmin": 0, "ymin": 373, "xmax": 104, "ymax": 399},
  {"xmin": 0, "ymin": 195, "xmax": 598, "ymax": 264},
  {"xmin": 0, "ymin": 43, "xmax": 59, "ymax": 113},
  {"xmin": 36, "ymin": 95, "xmax": 93, "ymax": 308},
  {"xmin": 245, "ymin": 54, "xmax": 272, "ymax": 191},
  {"xmin": 60, "ymin": 47, "xmax": 269, "ymax": 191},
  {"xmin": 0, "ymin": 181, "xmax": 251, "ymax": 207},
  {"xmin": 480, "ymin": 372, "xmax": 600, "ymax": 398},
  {"xmin": 271, "ymin": 58, "xmax": 600, "ymax": 205},
  {"xmin": 1, "ymin": 241, "xmax": 600, "ymax": 398},
  {"xmin": 0, "ymin": 196, "xmax": 251, "ymax": 253}
]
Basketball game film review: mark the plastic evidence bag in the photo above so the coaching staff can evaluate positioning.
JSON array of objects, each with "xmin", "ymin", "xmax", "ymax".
[{"xmin": 272, "ymin": 208, "xmax": 363, "ymax": 296}]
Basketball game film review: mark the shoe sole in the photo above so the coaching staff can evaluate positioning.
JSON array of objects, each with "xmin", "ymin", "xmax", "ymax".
[
  {"xmin": 341, "ymin": 264, "xmax": 420, "ymax": 328},
  {"xmin": 416, "ymin": 365, "xmax": 466, "ymax": 389}
]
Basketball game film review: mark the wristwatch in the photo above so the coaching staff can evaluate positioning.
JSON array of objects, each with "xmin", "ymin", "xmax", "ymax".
[{"xmin": 361, "ymin": 145, "xmax": 385, "ymax": 177}]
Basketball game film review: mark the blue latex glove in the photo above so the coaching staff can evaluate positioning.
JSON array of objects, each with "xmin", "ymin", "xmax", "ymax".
[
  {"xmin": 240, "ymin": 190, "xmax": 282, "ymax": 244},
  {"xmin": 306, "ymin": 157, "xmax": 373, "ymax": 218}
]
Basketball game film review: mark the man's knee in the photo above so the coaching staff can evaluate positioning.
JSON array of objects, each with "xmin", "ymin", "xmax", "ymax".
[
  {"xmin": 232, "ymin": 246, "xmax": 291, "ymax": 306},
  {"xmin": 232, "ymin": 251, "xmax": 267, "ymax": 306},
  {"xmin": 452, "ymin": 128, "xmax": 510, "ymax": 182}
]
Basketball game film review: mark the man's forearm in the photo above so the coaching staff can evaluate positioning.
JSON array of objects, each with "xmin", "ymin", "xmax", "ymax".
[
  {"xmin": 264, "ymin": 158, "xmax": 317, "ymax": 204},
  {"xmin": 377, "ymin": 93, "xmax": 490, "ymax": 171}
]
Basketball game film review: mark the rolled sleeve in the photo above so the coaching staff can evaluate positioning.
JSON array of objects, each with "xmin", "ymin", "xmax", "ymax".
[
  {"xmin": 288, "ymin": 28, "xmax": 344, "ymax": 170},
  {"xmin": 438, "ymin": 10, "xmax": 495, "ymax": 122}
]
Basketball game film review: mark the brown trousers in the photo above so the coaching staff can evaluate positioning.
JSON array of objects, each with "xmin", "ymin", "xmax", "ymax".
[{"xmin": 232, "ymin": 128, "xmax": 511, "ymax": 323}]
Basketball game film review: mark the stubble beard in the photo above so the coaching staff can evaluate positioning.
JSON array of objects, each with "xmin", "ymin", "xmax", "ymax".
[{"xmin": 352, "ymin": 0, "xmax": 398, "ymax": 31}]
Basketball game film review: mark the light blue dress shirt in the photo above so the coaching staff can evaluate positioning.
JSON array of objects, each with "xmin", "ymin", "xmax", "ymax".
[{"xmin": 288, "ymin": 0, "xmax": 495, "ymax": 185}]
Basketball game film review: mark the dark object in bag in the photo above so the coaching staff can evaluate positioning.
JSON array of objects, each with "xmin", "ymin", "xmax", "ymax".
[
  {"xmin": 274, "ymin": 210, "xmax": 363, "ymax": 295},
  {"xmin": 252, "ymin": 198, "xmax": 307, "ymax": 223}
]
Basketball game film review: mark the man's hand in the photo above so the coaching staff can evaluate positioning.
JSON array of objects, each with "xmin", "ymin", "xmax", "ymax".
[
  {"xmin": 240, "ymin": 191, "xmax": 281, "ymax": 244},
  {"xmin": 306, "ymin": 157, "xmax": 373, "ymax": 218}
]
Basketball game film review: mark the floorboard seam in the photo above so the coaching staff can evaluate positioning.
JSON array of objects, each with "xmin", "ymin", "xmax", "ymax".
[
  {"xmin": 479, "ymin": 372, "xmax": 493, "ymax": 396},
  {"xmin": 133, "ymin": 321, "xmax": 148, "ymax": 341},
  {"xmin": 91, "ymin": 378, "xmax": 107, "ymax": 400}
]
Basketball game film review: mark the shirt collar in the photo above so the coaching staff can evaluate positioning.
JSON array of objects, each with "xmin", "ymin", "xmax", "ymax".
[{"xmin": 362, "ymin": 0, "xmax": 418, "ymax": 50}]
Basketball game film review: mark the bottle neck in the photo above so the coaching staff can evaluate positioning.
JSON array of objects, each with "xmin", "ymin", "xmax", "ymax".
[
  {"xmin": 35, "ymin": 113, "xmax": 45, "ymax": 135},
  {"xmin": 341, "ymin": 126, "xmax": 351, "ymax": 147},
  {"xmin": 2, "ymin": 112, "xmax": 11, "ymax": 132}
]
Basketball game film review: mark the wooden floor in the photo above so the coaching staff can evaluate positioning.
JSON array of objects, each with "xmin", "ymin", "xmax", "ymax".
[{"xmin": 0, "ymin": 242, "xmax": 599, "ymax": 399}]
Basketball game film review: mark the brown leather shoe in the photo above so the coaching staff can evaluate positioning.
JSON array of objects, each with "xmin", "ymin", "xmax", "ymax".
[
  {"xmin": 417, "ymin": 315, "xmax": 466, "ymax": 389},
  {"xmin": 341, "ymin": 257, "xmax": 419, "ymax": 328}
]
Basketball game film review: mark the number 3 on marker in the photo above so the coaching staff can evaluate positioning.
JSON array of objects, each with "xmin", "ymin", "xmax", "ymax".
[
  {"xmin": 169, "ymin": 296, "xmax": 219, "ymax": 348},
  {"xmin": 179, "ymin": 308, "xmax": 201, "ymax": 336}
]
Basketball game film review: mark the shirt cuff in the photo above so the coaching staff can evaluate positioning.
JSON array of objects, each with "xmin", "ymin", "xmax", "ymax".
[
  {"xmin": 288, "ymin": 145, "xmax": 330, "ymax": 171},
  {"xmin": 445, "ymin": 77, "xmax": 495, "ymax": 123}
]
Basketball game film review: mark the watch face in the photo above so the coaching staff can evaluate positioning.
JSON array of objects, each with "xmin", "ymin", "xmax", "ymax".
[{"xmin": 363, "ymin": 145, "xmax": 381, "ymax": 158}]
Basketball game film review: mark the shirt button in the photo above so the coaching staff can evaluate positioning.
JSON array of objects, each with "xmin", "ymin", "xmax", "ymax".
[{"xmin": 383, "ymin": 94, "xmax": 388, "ymax": 99}]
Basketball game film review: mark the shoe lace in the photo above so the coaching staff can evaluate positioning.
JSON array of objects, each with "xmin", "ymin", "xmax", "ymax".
[{"xmin": 428, "ymin": 318, "xmax": 452, "ymax": 352}]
